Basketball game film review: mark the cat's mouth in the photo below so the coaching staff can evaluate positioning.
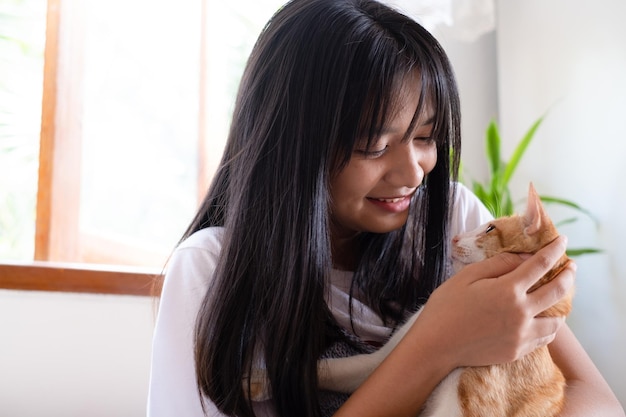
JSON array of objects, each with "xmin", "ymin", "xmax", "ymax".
[
  {"xmin": 451, "ymin": 245, "xmax": 472, "ymax": 262},
  {"xmin": 450, "ymin": 254, "xmax": 469, "ymax": 274},
  {"xmin": 450, "ymin": 246, "xmax": 476, "ymax": 273}
]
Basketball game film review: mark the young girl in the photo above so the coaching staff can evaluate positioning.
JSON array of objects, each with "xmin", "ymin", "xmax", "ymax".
[{"xmin": 147, "ymin": 0, "xmax": 624, "ymax": 416}]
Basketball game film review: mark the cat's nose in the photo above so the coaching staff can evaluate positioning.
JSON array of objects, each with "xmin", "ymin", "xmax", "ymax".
[{"xmin": 452, "ymin": 235, "xmax": 459, "ymax": 244}]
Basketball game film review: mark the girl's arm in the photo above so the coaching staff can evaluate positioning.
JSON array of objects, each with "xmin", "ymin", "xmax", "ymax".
[
  {"xmin": 147, "ymin": 243, "xmax": 221, "ymax": 417},
  {"xmin": 333, "ymin": 314, "xmax": 455, "ymax": 416},
  {"xmin": 550, "ymin": 325, "xmax": 625, "ymax": 417}
]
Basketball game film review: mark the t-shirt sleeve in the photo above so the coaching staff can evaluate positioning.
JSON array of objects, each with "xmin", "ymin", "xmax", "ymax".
[
  {"xmin": 449, "ymin": 182, "xmax": 494, "ymax": 237},
  {"xmin": 147, "ymin": 230, "xmax": 225, "ymax": 417}
]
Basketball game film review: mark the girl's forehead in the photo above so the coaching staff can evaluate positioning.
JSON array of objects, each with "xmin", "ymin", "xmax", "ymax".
[{"xmin": 383, "ymin": 73, "xmax": 434, "ymax": 129}]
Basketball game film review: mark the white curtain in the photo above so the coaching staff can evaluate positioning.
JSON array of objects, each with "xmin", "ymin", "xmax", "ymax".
[{"xmin": 382, "ymin": 0, "xmax": 495, "ymax": 41}]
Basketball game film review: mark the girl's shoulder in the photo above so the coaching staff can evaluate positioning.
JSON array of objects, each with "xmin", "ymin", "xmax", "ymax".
[
  {"xmin": 162, "ymin": 227, "xmax": 226, "ymax": 296},
  {"xmin": 177, "ymin": 226, "xmax": 226, "ymax": 253},
  {"xmin": 149, "ymin": 226, "xmax": 232, "ymax": 417}
]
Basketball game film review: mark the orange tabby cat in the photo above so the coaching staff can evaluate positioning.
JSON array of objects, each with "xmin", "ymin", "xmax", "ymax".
[
  {"xmin": 247, "ymin": 183, "xmax": 573, "ymax": 416},
  {"xmin": 445, "ymin": 182, "xmax": 572, "ymax": 417}
]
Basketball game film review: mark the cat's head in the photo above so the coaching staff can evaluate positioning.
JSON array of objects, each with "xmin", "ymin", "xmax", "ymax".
[{"xmin": 452, "ymin": 183, "xmax": 560, "ymax": 269}]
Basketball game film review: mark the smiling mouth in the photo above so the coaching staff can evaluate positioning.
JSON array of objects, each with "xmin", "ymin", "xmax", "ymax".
[
  {"xmin": 373, "ymin": 197, "xmax": 406, "ymax": 203},
  {"xmin": 367, "ymin": 194, "xmax": 413, "ymax": 213}
]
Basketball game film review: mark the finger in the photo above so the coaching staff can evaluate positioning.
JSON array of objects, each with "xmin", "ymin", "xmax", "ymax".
[
  {"xmin": 461, "ymin": 251, "xmax": 526, "ymax": 282},
  {"xmin": 502, "ymin": 316, "xmax": 564, "ymax": 362},
  {"xmin": 504, "ymin": 235, "xmax": 569, "ymax": 291},
  {"xmin": 529, "ymin": 316, "xmax": 565, "ymax": 350},
  {"xmin": 527, "ymin": 328, "xmax": 558, "ymax": 354},
  {"xmin": 527, "ymin": 262, "xmax": 576, "ymax": 315}
]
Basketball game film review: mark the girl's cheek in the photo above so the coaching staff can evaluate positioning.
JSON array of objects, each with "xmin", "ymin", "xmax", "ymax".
[{"xmin": 426, "ymin": 149, "xmax": 438, "ymax": 173}]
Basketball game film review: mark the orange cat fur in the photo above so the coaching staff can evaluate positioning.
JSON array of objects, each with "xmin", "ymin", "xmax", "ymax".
[
  {"xmin": 246, "ymin": 183, "xmax": 573, "ymax": 416},
  {"xmin": 449, "ymin": 182, "xmax": 572, "ymax": 417}
]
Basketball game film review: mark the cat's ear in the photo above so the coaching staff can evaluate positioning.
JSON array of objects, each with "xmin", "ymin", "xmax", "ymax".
[{"xmin": 523, "ymin": 182, "xmax": 546, "ymax": 235}]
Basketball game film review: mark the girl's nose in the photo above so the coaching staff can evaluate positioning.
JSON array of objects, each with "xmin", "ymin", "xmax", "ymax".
[{"xmin": 385, "ymin": 145, "xmax": 425, "ymax": 189}]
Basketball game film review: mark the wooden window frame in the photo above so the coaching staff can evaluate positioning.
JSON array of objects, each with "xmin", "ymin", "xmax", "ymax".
[
  {"xmin": 0, "ymin": 0, "xmax": 215, "ymax": 295},
  {"xmin": 0, "ymin": 261, "xmax": 161, "ymax": 296}
]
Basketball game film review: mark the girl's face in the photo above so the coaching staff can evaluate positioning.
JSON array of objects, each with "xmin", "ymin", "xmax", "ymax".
[{"xmin": 329, "ymin": 83, "xmax": 437, "ymax": 241}]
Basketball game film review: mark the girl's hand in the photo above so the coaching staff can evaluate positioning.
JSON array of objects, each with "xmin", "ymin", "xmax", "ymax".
[
  {"xmin": 339, "ymin": 236, "xmax": 623, "ymax": 417},
  {"xmin": 336, "ymin": 237, "xmax": 577, "ymax": 417},
  {"xmin": 415, "ymin": 235, "xmax": 575, "ymax": 370}
]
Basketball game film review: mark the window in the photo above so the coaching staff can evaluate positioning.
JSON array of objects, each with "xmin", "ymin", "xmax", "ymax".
[
  {"xmin": 0, "ymin": 0, "xmax": 46, "ymax": 262},
  {"xmin": 0, "ymin": 0, "xmax": 285, "ymax": 294}
]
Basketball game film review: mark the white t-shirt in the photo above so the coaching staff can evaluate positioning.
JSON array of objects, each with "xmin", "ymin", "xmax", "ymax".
[{"xmin": 147, "ymin": 183, "xmax": 491, "ymax": 417}]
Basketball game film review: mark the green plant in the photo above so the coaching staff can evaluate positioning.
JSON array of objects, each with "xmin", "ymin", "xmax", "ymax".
[{"xmin": 462, "ymin": 116, "xmax": 601, "ymax": 257}]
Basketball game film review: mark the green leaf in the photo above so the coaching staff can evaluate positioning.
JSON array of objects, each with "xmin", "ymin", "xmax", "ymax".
[
  {"xmin": 485, "ymin": 119, "xmax": 501, "ymax": 179},
  {"xmin": 540, "ymin": 195, "xmax": 598, "ymax": 225},
  {"xmin": 472, "ymin": 182, "xmax": 489, "ymax": 205},
  {"xmin": 473, "ymin": 182, "xmax": 496, "ymax": 217},
  {"xmin": 502, "ymin": 192, "xmax": 514, "ymax": 217},
  {"xmin": 502, "ymin": 116, "xmax": 544, "ymax": 186},
  {"xmin": 488, "ymin": 188, "xmax": 513, "ymax": 218},
  {"xmin": 566, "ymin": 248, "xmax": 603, "ymax": 257},
  {"xmin": 554, "ymin": 217, "xmax": 579, "ymax": 228}
]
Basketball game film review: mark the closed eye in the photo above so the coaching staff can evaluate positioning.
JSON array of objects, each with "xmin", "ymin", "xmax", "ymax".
[
  {"xmin": 354, "ymin": 146, "xmax": 388, "ymax": 159},
  {"xmin": 414, "ymin": 136, "xmax": 435, "ymax": 144},
  {"xmin": 411, "ymin": 122, "xmax": 435, "ymax": 145},
  {"xmin": 485, "ymin": 224, "xmax": 496, "ymax": 233}
]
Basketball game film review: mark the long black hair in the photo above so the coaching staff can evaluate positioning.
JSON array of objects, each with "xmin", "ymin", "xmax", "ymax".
[{"xmin": 184, "ymin": 0, "xmax": 461, "ymax": 415}]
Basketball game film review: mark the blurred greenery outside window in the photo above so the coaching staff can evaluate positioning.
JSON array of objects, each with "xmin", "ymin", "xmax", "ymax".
[
  {"xmin": 0, "ymin": 0, "xmax": 45, "ymax": 261},
  {"xmin": 0, "ymin": 0, "xmax": 285, "ymax": 273}
]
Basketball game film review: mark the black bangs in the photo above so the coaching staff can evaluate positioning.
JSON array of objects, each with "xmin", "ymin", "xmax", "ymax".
[
  {"xmin": 332, "ymin": 37, "xmax": 414, "ymax": 171},
  {"xmin": 331, "ymin": 7, "xmax": 459, "ymax": 176}
]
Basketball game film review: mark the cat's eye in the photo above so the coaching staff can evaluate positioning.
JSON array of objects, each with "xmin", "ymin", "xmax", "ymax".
[{"xmin": 485, "ymin": 224, "xmax": 496, "ymax": 233}]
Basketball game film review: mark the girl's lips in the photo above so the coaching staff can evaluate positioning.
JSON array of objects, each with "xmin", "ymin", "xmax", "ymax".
[{"xmin": 367, "ymin": 195, "xmax": 412, "ymax": 213}]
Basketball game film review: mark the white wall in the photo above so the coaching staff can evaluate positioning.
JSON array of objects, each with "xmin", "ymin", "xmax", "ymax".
[
  {"xmin": 0, "ymin": 290, "xmax": 154, "ymax": 417},
  {"xmin": 497, "ymin": 0, "xmax": 626, "ymax": 406},
  {"xmin": 437, "ymin": 30, "xmax": 499, "ymax": 182}
]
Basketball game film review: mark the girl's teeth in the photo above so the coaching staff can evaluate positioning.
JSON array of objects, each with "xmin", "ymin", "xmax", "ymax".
[{"xmin": 377, "ymin": 197, "xmax": 402, "ymax": 203}]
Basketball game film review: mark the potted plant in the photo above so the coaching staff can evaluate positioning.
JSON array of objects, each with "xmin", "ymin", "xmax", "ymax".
[{"xmin": 461, "ymin": 116, "xmax": 601, "ymax": 257}]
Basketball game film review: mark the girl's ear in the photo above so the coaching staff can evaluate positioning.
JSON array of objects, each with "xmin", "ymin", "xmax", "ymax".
[{"xmin": 523, "ymin": 182, "xmax": 545, "ymax": 236}]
